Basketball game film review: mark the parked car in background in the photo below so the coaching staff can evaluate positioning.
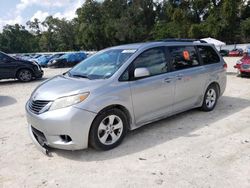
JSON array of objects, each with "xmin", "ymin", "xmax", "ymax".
[
  {"xmin": 219, "ymin": 49, "xmax": 229, "ymax": 56},
  {"xmin": 246, "ymin": 46, "xmax": 250, "ymax": 55},
  {"xmin": 31, "ymin": 54, "xmax": 42, "ymax": 59},
  {"xmin": 26, "ymin": 41, "xmax": 227, "ymax": 153},
  {"xmin": 35, "ymin": 53, "xmax": 64, "ymax": 67},
  {"xmin": 229, "ymin": 48, "xmax": 243, "ymax": 57},
  {"xmin": 0, "ymin": 51, "xmax": 43, "ymax": 82},
  {"xmin": 47, "ymin": 52, "xmax": 87, "ymax": 68},
  {"xmin": 234, "ymin": 52, "xmax": 250, "ymax": 76},
  {"xmin": 20, "ymin": 54, "xmax": 33, "ymax": 61},
  {"xmin": 28, "ymin": 54, "xmax": 44, "ymax": 62}
]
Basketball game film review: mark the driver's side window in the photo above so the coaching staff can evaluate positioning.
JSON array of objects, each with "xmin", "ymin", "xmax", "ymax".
[
  {"xmin": 0, "ymin": 53, "xmax": 10, "ymax": 62},
  {"xmin": 133, "ymin": 47, "xmax": 168, "ymax": 77}
]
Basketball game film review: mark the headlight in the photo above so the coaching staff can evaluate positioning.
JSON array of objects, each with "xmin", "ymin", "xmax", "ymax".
[{"xmin": 49, "ymin": 92, "xmax": 89, "ymax": 111}]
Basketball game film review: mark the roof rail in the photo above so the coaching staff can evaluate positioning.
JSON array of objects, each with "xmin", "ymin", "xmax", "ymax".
[{"xmin": 158, "ymin": 38, "xmax": 207, "ymax": 43}]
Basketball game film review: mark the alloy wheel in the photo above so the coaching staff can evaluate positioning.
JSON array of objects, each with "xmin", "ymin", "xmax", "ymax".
[
  {"xmin": 97, "ymin": 115, "xmax": 123, "ymax": 145},
  {"xmin": 205, "ymin": 88, "xmax": 216, "ymax": 109},
  {"xmin": 19, "ymin": 70, "xmax": 32, "ymax": 81}
]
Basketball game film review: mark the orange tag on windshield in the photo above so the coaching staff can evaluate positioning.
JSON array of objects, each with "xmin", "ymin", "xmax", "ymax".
[{"xmin": 183, "ymin": 50, "xmax": 190, "ymax": 60}]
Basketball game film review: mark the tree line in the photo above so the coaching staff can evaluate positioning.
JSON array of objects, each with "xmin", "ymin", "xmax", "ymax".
[{"xmin": 0, "ymin": 0, "xmax": 249, "ymax": 53}]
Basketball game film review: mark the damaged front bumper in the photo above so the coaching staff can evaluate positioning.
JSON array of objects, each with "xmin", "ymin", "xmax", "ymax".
[{"xmin": 28, "ymin": 124, "xmax": 50, "ymax": 155}]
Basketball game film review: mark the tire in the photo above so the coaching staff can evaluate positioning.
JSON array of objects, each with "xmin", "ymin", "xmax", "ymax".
[
  {"xmin": 89, "ymin": 108, "xmax": 128, "ymax": 150},
  {"xmin": 201, "ymin": 84, "xmax": 218, "ymax": 112},
  {"xmin": 17, "ymin": 69, "xmax": 33, "ymax": 82}
]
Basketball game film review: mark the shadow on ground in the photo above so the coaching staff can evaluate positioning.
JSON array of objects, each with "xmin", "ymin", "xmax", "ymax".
[
  {"xmin": 52, "ymin": 95, "xmax": 250, "ymax": 161},
  {"xmin": 0, "ymin": 96, "xmax": 17, "ymax": 107},
  {"xmin": 227, "ymin": 72, "xmax": 250, "ymax": 78}
]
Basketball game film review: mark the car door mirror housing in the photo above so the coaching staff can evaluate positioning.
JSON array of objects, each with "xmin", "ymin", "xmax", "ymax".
[{"xmin": 134, "ymin": 68, "xmax": 150, "ymax": 78}]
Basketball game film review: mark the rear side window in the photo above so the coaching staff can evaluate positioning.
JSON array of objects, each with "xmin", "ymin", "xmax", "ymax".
[
  {"xmin": 198, "ymin": 46, "xmax": 220, "ymax": 64},
  {"xmin": 168, "ymin": 46, "xmax": 200, "ymax": 71}
]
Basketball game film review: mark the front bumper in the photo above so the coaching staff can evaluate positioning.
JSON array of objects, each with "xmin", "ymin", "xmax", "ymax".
[
  {"xmin": 240, "ymin": 69, "xmax": 250, "ymax": 73},
  {"xmin": 33, "ymin": 69, "xmax": 44, "ymax": 78},
  {"xmin": 26, "ymin": 103, "xmax": 97, "ymax": 150},
  {"xmin": 234, "ymin": 64, "xmax": 250, "ymax": 73}
]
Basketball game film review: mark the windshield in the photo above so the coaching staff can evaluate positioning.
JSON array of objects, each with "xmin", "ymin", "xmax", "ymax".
[{"xmin": 69, "ymin": 49, "xmax": 136, "ymax": 80}]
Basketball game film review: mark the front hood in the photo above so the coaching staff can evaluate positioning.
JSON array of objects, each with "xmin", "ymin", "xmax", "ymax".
[
  {"xmin": 31, "ymin": 75, "xmax": 106, "ymax": 101},
  {"xmin": 17, "ymin": 60, "xmax": 34, "ymax": 64}
]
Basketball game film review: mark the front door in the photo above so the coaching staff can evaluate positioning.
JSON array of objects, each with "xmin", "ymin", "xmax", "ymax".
[{"xmin": 129, "ymin": 47, "xmax": 175, "ymax": 125}]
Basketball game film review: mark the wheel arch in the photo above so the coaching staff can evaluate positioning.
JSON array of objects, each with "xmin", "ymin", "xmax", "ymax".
[
  {"xmin": 207, "ymin": 81, "xmax": 221, "ymax": 96},
  {"xmin": 94, "ymin": 104, "xmax": 133, "ymax": 130},
  {"xmin": 88, "ymin": 104, "xmax": 132, "ymax": 150}
]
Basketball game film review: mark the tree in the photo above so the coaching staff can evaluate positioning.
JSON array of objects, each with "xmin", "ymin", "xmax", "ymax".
[
  {"xmin": 221, "ymin": 0, "xmax": 241, "ymax": 42},
  {"xmin": 188, "ymin": 23, "xmax": 207, "ymax": 38},
  {"xmin": 76, "ymin": 0, "xmax": 106, "ymax": 50},
  {"xmin": 0, "ymin": 0, "xmax": 249, "ymax": 53},
  {"xmin": 241, "ymin": 18, "xmax": 250, "ymax": 42},
  {"xmin": 240, "ymin": 0, "xmax": 250, "ymax": 19},
  {"xmin": 0, "ymin": 24, "xmax": 38, "ymax": 53},
  {"xmin": 153, "ymin": 0, "xmax": 193, "ymax": 39},
  {"xmin": 26, "ymin": 18, "xmax": 42, "ymax": 35}
]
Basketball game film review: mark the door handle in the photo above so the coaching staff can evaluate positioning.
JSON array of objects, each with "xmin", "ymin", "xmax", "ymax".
[
  {"xmin": 164, "ymin": 77, "xmax": 173, "ymax": 83},
  {"xmin": 176, "ymin": 74, "xmax": 183, "ymax": 80}
]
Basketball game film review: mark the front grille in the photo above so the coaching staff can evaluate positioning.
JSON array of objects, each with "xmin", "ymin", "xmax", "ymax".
[
  {"xmin": 242, "ymin": 64, "xmax": 250, "ymax": 69},
  {"xmin": 29, "ymin": 100, "xmax": 50, "ymax": 114}
]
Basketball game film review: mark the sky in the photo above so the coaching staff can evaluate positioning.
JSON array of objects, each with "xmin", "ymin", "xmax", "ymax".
[{"xmin": 0, "ymin": 0, "xmax": 86, "ymax": 31}]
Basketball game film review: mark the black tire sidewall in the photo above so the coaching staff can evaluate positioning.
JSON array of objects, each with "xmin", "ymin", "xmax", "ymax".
[
  {"xmin": 89, "ymin": 109, "xmax": 128, "ymax": 151},
  {"xmin": 201, "ymin": 85, "xmax": 218, "ymax": 111}
]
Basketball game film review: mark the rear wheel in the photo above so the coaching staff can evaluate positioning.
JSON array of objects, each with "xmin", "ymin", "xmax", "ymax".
[
  {"xmin": 17, "ymin": 69, "xmax": 33, "ymax": 82},
  {"xmin": 201, "ymin": 85, "xmax": 218, "ymax": 111},
  {"xmin": 89, "ymin": 109, "xmax": 128, "ymax": 150}
]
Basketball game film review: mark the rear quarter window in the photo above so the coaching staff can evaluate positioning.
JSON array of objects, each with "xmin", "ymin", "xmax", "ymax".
[{"xmin": 198, "ymin": 46, "xmax": 220, "ymax": 64}]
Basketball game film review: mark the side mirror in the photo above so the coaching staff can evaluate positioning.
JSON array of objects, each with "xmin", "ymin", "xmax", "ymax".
[{"xmin": 134, "ymin": 68, "xmax": 150, "ymax": 78}]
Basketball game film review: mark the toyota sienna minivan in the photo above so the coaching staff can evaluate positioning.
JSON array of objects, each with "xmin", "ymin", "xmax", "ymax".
[{"xmin": 26, "ymin": 40, "xmax": 227, "ymax": 153}]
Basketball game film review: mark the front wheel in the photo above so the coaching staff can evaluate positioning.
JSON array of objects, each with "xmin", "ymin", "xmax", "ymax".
[
  {"xmin": 89, "ymin": 109, "xmax": 128, "ymax": 150},
  {"xmin": 17, "ymin": 69, "xmax": 33, "ymax": 82},
  {"xmin": 201, "ymin": 85, "xmax": 218, "ymax": 111}
]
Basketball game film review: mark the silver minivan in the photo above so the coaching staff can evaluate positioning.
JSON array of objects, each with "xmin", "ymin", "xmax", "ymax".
[{"xmin": 26, "ymin": 41, "xmax": 227, "ymax": 153}]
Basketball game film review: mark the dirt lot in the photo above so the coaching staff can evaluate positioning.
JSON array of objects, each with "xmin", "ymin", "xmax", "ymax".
[{"xmin": 0, "ymin": 57, "xmax": 250, "ymax": 188}]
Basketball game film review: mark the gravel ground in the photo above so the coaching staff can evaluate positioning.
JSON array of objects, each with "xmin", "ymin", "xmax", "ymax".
[{"xmin": 0, "ymin": 57, "xmax": 250, "ymax": 188}]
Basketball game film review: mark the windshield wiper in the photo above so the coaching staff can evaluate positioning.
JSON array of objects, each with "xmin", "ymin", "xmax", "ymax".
[{"xmin": 71, "ymin": 74, "xmax": 90, "ymax": 79}]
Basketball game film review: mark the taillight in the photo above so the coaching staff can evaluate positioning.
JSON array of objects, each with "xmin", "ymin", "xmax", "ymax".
[{"xmin": 223, "ymin": 63, "xmax": 227, "ymax": 70}]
